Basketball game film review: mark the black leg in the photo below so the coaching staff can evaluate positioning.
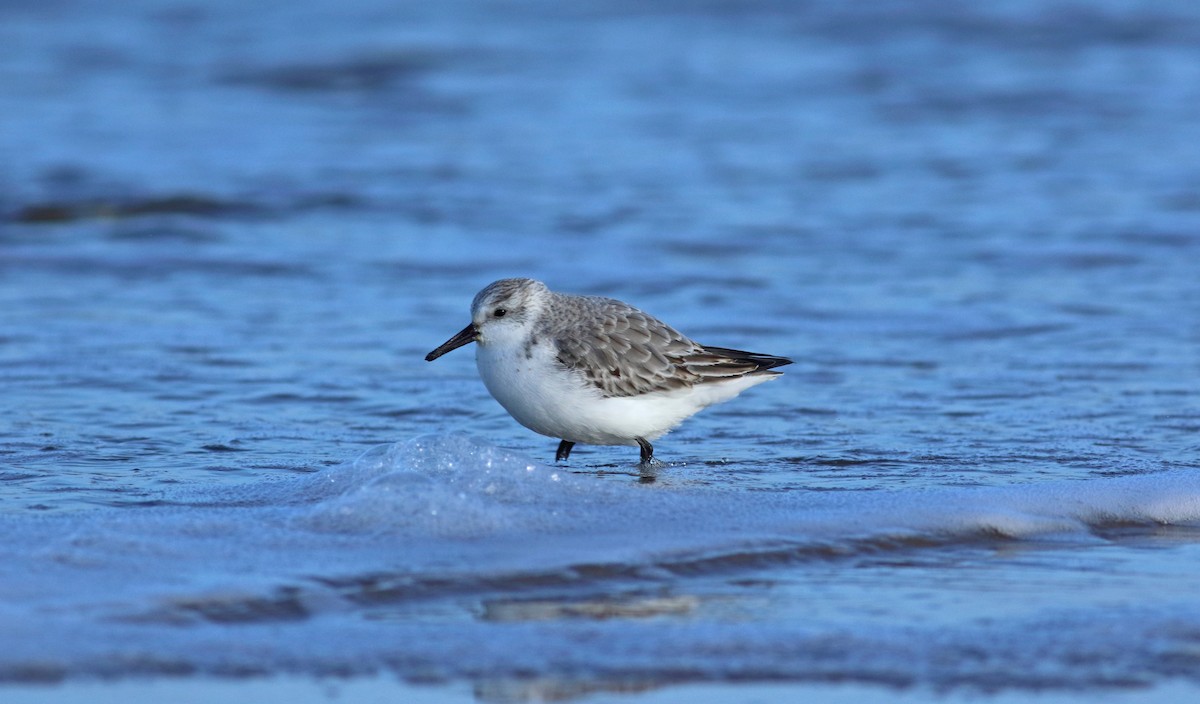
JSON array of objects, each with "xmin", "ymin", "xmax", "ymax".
[
  {"xmin": 635, "ymin": 437, "xmax": 654, "ymax": 464},
  {"xmin": 555, "ymin": 440, "xmax": 575, "ymax": 462}
]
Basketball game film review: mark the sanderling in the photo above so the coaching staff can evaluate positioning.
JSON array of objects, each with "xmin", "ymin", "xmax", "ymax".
[{"xmin": 426, "ymin": 278, "xmax": 791, "ymax": 465}]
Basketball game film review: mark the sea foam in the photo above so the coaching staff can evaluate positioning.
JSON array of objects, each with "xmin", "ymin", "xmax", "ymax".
[{"xmin": 2, "ymin": 435, "xmax": 1199, "ymax": 684}]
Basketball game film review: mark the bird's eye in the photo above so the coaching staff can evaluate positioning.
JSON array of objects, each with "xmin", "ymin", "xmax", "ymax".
[{"xmin": 494, "ymin": 308, "xmax": 507, "ymax": 318}]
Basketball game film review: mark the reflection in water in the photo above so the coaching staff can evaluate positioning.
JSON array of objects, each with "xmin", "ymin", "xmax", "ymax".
[
  {"xmin": 482, "ymin": 594, "xmax": 700, "ymax": 623},
  {"xmin": 474, "ymin": 678, "xmax": 665, "ymax": 704}
]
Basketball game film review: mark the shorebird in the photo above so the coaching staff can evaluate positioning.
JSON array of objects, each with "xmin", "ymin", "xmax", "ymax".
[{"xmin": 426, "ymin": 278, "xmax": 791, "ymax": 465}]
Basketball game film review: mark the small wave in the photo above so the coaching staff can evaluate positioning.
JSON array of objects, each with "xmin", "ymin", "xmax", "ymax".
[
  {"xmin": 266, "ymin": 435, "xmax": 1200, "ymax": 541},
  {"xmin": 153, "ymin": 434, "xmax": 1200, "ymax": 558},
  {"xmin": 2, "ymin": 435, "xmax": 1199, "ymax": 686}
]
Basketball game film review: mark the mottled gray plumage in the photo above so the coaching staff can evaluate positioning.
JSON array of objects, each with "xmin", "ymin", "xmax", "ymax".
[
  {"xmin": 471, "ymin": 278, "xmax": 537, "ymax": 317},
  {"xmin": 428, "ymin": 277, "xmax": 792, "ymax": 465},
  {"xmin": 540, "ymin": 291, "xmax": 790, "ymax": 398}
]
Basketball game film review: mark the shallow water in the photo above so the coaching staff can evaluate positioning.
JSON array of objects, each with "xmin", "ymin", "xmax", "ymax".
[
  {"xmin": 2, "ymin": 0, "xmax": 1200, "ymax": 699},
  {"xmin": 3, "ymin": 436, "xmax": 1200, "ymax": 691}
]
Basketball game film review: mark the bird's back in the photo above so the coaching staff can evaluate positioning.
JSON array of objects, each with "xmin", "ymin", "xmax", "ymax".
[{"xmin": 541, "ymin": 292, "xmax": 792, "ymax": 398}]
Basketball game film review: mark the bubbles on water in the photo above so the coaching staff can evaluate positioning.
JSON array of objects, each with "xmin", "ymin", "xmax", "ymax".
[
  {"xmin": 186, "ymin": 434, "xmax": 1200, "ymax": 556},
  {"xmin": 2, "ymin": 434, "xmax": 1200, "ymax": 686}
]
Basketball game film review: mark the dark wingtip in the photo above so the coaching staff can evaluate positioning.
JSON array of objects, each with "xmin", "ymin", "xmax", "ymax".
[
  {"xmin": 700, "ymin": 345, "xmax": 793, "ymax": 372},
  {"xmin": 760, "ymin": 354, "xmax": 794, "ymax": 371}
]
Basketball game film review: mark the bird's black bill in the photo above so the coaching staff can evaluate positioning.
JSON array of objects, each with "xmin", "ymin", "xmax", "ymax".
[{"xmin": 425, "ymin": 323, "xmax": 478, "ymax": 361}]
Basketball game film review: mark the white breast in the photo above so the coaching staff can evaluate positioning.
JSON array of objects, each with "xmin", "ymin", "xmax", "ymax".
[
  {"xmin": 475, "ymin": 337, "xmax": 602, "ymax": 441},
  {"xmin": 474, "ymin": 336, "xmax": 776, "ymax": 446}
]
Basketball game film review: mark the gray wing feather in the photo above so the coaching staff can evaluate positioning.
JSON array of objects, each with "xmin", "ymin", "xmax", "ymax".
[{"xmin": 546, "ymin": 295, "xmax": 791, "ymax": 398}]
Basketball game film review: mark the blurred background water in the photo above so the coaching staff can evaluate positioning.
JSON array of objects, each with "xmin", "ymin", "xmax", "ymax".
[{"xmin": 2, "ymin": 0, "xmax": 1200, "ymax": 701}]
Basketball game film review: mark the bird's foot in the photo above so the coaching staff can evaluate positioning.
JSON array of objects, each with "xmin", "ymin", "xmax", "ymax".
[
  {"xmin": 555, "ymin": 440, "xmax": 575, "ymax": 463},
  {"xmin": 634, "ymin": 437, "xmax": 662, "ymax": 474},
  {"xmin": 635, "ymin": 437, "xmax": 654, "ymax": 463}
]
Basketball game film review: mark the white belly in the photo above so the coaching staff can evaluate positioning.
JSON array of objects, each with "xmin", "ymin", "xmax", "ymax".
[{"xmin": 474, "ymin": 339, "xmax": 774, "ymax": 446}]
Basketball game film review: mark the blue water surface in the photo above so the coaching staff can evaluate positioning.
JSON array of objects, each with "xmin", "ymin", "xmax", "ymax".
[{"xmin": 2, "ymin": 0, "xmax": 1200, "ymax": 699}]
